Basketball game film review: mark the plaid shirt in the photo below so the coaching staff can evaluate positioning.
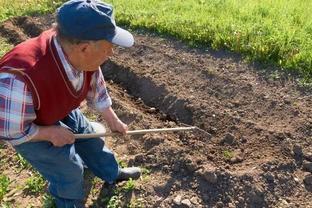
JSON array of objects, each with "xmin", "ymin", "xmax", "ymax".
[{"xmin": 0, "ymin": 37, "xmax": 112, "ymax": 145}]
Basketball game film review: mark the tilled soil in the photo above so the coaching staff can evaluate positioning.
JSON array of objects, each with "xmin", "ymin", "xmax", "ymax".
[{"xmin": 0, "ymin": 15, "xmax": 311, "ymax": 208}]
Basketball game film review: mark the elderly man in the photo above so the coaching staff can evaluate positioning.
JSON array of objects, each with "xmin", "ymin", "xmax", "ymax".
[{"xmin": 0, "ymin": 0, "xmax": 141, "ymax": 207}]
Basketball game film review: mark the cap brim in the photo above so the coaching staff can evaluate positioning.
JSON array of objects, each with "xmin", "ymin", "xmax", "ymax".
[{"xmin": 111, "ymin": 27, "xmax": 134, "ymax": 47}]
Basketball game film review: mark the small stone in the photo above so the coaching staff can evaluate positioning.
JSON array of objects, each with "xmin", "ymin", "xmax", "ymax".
[
  {"xmin": 304, "ymin": 152, "xmax": 312, "ymax": 162},
  {"xmin": 163, "ymin": 165, "xmax": 170, "ymax": 172},
  {"xmin": 173, "ymin": 163, "xmax": 180, "ymax": 172},
  {"xmin": 241, "ymin": 137, "xmax": 247, "ymax": 143},
  {"xmin": 208, "ymin": 127, "xmax": 217, "ymax": 134},
  {"xmin": 147, "ymin": 107, "xmax": 156, "ymax": 113},
  {"xmin": 263, "ymin": 172, "xmax": 274, "ymax": 182},
  {"xmin": 303, "ymin": 161, "xmax": 312, "ymax": 173},
  {"xmin": 238, "ymin": 196, "xmax": 244, "ymax": 203},
  {"xmin": 201, "ymin": 164, "xmax": 218, "ymax": 184},
  {"xmin": 173, "ymin": 195, "xmax": 182, "ymax": 205},
  {"xmin": 304, "ymin": 174, "xmax": 312, "ymax": 186},
  {"xmin": 230, "ymin": 155, "xmax": 244, "ymax": 164},
  {"xmin": 190, "ymin": 196, "xmax": 199, "ymax": 205},
  {"xmin": 294, "ymin": 177, "xmax": 300, "ymax": 183},
  {"xmin": 228, "ymin": 202, "xmax": 235, "ymax": 208},
  {"xmin": 293, "ymin": 144, "xmax": 303, "ymax": 157},
  {"xmin": 280, "ymin": 199, "xmax": 289, "ymax": 206},
  {"xmin": 181, "ymin": 199, "xmax": 192, "ymax": 207},
  {"xmin": 216, "ymin": 201, "xmax": 224, "ymax": 208},
  {"xmin": 221, "ymin": 133, "xmax": 236, "ymax": 145},
  {"xmin": 134, "ymin": 154, "xmax": 144, "ymax": 163}
]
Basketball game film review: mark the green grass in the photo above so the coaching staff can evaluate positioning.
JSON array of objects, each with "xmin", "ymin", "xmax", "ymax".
[
  {"xmin": 0, "ymin": 0, "xmax": 64, "ymax": 22},
  {"xmin": 15, "ymin": 153, "xmax": 32, "ymax": 170},
  {"xmin": 24, "ymin": 173, "xmax": 46, "ymax": 194},
  {"xmin": 122, "ymin": 178, "xmax": 135, "ymax": 192},
  {"xmin": 42, "ymin": 193, "xmax": 56, "ymax": 208},
  {"xmin": 0, "ymin": 37, "xmax": 13, "ymax": 57},
  {"xmin": 223, "ymin": 150, "xmax": 234, "ymax": 160},
  {"xmin": 0, "ymin": 174, "xmax": 10, "ymax": 201},
  {"xmin": 1, "ymin": 0, "xmax": 312, "ymax": 81},
  {"xmin": 101, "ymin": 178, "xmax": 139, "ymax": 207},
  {"xmin": 107, "ymin": 0, "xmax": 312, "ymax": 82}
]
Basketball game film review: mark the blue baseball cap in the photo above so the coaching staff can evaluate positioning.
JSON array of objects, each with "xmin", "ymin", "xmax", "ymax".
[{"xmin": 56, "ymin": 0, "xmax": 134, "ymax": 47}]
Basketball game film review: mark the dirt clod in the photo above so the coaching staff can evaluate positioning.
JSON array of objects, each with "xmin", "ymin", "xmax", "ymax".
[
  {"xmin": 220, "ymin": 133, "xmax": 236, "ymax": 145},
  {"xmin": 173, "ymin": 195, "xmax": 182, "ymax": 205},
  {"xmin": 199, "ymin": 164, "xmax": 218, "ymax": 184},
  {"xmin": 304, "ymin": 152, "xmax": 312, "ymax": 162},
  {"xmin": 181, "ymin": 199, "xmax": 192, "ymax": 207},
  {"xmin": 303, "ymin": 161, "xmax": 312, "ymax": 173},
  {"xmin": 303, "ymin": 173, "xmax": 312, "ymax": 192},
  {"xmin": 293, "ymin": 144, "xmax": 303, "ymax": 157}
]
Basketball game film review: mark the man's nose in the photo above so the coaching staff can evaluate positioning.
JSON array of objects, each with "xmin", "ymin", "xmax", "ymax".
[{"xmin": 109, "ymin": 48, "xmax": 114, "ymax": 56}]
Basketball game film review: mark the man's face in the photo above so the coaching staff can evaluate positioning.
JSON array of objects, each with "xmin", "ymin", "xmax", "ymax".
[{"xmin": 78, "ymin": 40, "xmax": 114, "ymax": 71}]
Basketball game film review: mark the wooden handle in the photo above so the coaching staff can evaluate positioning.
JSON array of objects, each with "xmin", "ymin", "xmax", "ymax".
[{"xmin": 74, "ymin": 126, "xmax": 196, "ymax": 139}]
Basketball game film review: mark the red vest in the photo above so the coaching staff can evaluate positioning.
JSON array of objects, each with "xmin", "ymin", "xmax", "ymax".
[{"xmin": 0, "ymin": 29, "xmax": 95, "ymax": 125}]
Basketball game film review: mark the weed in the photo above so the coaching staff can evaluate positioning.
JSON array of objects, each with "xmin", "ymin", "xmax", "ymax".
[
  {"xmin": 128, "ymin": 198, "xmax": 144, "ymax": 208},
  {"xmin": 122, "ymin": 178, "xmax": 135, "ymax": 192},
  {"xmin": 24, "ymin": 174, "xmax": 46, "ymax": 194},
  {"xmin": 0, "ymin": 202, "xmax": 13, "ymax": 208},
  {"xmin": 141, "ymin": 167, "xmax": 151, "ymax": 182},
  {"xmin": 42, "ymin": 193, "xmax": 56, "ymax": 208},
  {"xmin": 0, "ymin": 175, "xmax": 10, "ymax": 201},
  {"xmin": 118, "ymin": 159, "xmax": 127, "ymax": 168},
  {"xmin": 15, "ymin": 153, "xmax": 32, "ymax": 170},
  {"xmin": 223, "ymin": 150, "xmax": 234, "ymax": 160},
  {"xmin": 141, "ymin": 167, "xmax": 151, "ymax": 175},
  {"xmin": 106, "ymin": 195, "xmax": 121, "ymax": 208}
]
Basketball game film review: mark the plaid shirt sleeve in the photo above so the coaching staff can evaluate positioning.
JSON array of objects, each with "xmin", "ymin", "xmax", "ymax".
[
  {"xmin": 86, "ymin": 69, "xmax": 112, "ymax": 112},
  {"xmin": 0, "ymin": 73, "xmax": 39, "ymax": 146}
]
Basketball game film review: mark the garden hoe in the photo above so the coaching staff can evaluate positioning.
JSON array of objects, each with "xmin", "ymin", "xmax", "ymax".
[{"xmin": 74, "ymin": 122, "xmax": 203, "ymax": 139}]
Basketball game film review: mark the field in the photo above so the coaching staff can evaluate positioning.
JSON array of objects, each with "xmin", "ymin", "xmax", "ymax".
[
  {"xmin": 109, "ymin": 0, "xmax": 312, "ymax": 83},
  {"xmin": 0, "ymin": 0, "xmax": 312, "ymax": 208}
]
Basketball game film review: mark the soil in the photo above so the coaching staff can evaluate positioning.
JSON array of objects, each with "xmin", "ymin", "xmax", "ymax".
[{"xmin": 0, "ymin": 14, "xmax": 311, "ymax": 208}]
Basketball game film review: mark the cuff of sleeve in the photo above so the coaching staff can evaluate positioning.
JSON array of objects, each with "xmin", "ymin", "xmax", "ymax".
[
  {"xmin": 91, "ymin": 96, "xmax": 113, "ymax": 112},
  {"xmin": 8, "ymin": 124, "xmax": 39, "ymax": 146}
]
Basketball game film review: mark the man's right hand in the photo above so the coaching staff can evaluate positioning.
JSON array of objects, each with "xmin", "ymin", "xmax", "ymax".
[{"xmin": 31, "ymin": 126, "xmax": 75, "ymax": 147}]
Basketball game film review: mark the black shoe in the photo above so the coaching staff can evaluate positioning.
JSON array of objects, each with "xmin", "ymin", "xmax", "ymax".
[{"xmin": 116, "ymin": 167, "xmax": 141, "ymax": 182}]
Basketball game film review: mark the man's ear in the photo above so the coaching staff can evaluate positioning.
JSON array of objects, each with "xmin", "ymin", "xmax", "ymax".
[{"xmin": 78, "ymin": 42, "xmax": 91, "ymax": 53}]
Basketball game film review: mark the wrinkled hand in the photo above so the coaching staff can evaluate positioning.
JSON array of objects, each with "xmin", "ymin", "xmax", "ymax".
[
  {"xmin": 108, "ymin": 118, "xmax": 128, "ymax": 135},
  {"xmin": 47, "ymin": 126, "xmax": 75, "ymax": 147},
  {"xmin": 102, "ymin": 107, "xmax": 128, "ymax": 135}
]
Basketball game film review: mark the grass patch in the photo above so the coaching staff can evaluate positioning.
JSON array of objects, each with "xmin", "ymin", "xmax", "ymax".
[
  {"xmin": 24, "ymin": 173, "xmax": 46, "ymax": 194},
  {"xmin": 223, "ymin": 150, "xmax": 234, "ymax": 160},
  {"xmin": 0, "ymin": 37, "xmax": 13, "ymax": 57},
  {"xmin": 42, "ymin": 193, "xmax": 56, "ymax": 208},
  {"xmin": 1, "ymin": 0, "xmax": 312, "ymax": 82},
  {"xmin": 15, "ymin": 153, "xmax": 32, "ymax": 170},
  {"xmin": 128, "ymin": 198, "xmax": 144, "ymax": 208},
  {"xmin": 0, "ymin": 0, "xmax": 64, "ymax": 23},
  {"xmin": 122, "ymin": 178, "xmax": 135, "ymax": 192},
  {"xmin": 117, "ymin": 159, "xmax": 127, "ymax": 168},
  {"xmin": 107, "ymin": 0, "xmax": 312, "ymax": 82},
  {"xmin": 101, "ymin": 177, "xmax": 139, "ymax": 207},
  {"xmin": 0, "ymin": 174, "xmax": 10, "ymax": 201}
]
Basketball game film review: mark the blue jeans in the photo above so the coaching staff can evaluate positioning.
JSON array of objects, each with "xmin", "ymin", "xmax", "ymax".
[{"xmin": 14, "ymin": 109, "xmax": 119, "ymax": 208}]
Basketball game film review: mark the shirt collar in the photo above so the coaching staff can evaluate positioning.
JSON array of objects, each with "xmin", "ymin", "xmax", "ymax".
[{"xmin": 53, "ymin": 36, "xmax": 82, "ymax": 76}]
